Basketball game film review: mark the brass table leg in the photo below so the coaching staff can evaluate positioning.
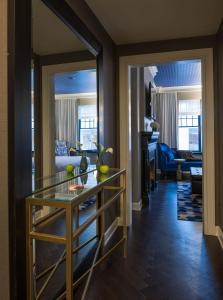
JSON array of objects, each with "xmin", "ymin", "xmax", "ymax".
[
  {"xmin": 75, "ymin": 206, "xmax": 79, "ymax": 249},
  {"xmin": 66, "ymin": 205, "xmax": 73, "ymax": 300},
  {"xmin": 97, "ymin": 190, "xmax": 105, "ymax": 254},
  {"xmin": 96, "ymin": 192, "xmax": 101, "ymax": 237},
  {"xmin": 100, "ymin": 188, "xmax": 105, "ymax": 253},
  {"xmin": 27, "ymin": 202, "xmax": 34, "ymax": 299}
]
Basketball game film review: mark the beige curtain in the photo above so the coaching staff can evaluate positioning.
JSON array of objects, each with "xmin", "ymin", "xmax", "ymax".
[
  {"xmin": 152, "ymin": 92, "xmax": 177, "ymax": 148},
  {"xmin": 55, "ymin": 98, "xmax": 77, "ymax": 147}
]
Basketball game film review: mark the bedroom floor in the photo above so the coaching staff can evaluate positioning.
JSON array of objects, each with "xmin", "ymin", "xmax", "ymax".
[{"xmin": 76, "ymin": 180, "xmax": 223, "ymax": 299}]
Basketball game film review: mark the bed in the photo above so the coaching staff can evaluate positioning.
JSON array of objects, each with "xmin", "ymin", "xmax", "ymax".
[
  {"xmin": 32, "ymin": 155, "xmax": 90, "ymax": 173},
  {"xmin": 55, "ymin": 155, "xmax": 90, "ymax": 172}
]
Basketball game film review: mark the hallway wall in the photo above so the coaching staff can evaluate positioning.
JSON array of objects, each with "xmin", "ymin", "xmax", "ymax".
[
  {"xmin": 131, "ymin": 68, "xmax": 142, "ymax": 206},
  {"xmin": 130, "ymin": 67, "xmax": 151, "ymax": 207}
]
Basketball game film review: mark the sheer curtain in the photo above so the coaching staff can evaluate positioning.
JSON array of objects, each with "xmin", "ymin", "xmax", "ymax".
[
  {"xmin": 55, "ymin": 98, "xmax": 77, "ymax": 147},
  {"xmin": 152, "ymin": 92, "xmax": 177, "ymax": 148}
]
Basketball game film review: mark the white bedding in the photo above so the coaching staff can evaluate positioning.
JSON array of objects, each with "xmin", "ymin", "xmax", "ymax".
[{"xmin": 55, "ymin": 156, "xmax": 90, "ymax": 172}]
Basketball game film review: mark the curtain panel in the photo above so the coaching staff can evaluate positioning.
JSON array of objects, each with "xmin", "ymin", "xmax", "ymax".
[
  {"xmin": 55, "ymin": 98, "xmax": 77, "ymax": 147},
  {"xmin": 152, "ymin": 92, "xmax": 177, "ymax": 148}
]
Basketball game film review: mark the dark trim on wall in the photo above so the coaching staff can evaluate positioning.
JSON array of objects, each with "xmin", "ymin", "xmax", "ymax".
[
  {"xmin": 40, "ymin": 50, "xmax": 95, "ymax": 66},
  {"xmin": 33, "ymin": 54, "xmax": 43, "ymax": 179},
  {"xmin": 8, "ymin": 0, "xmax": 32, "ymax": 298},
  {"xmin": 116, "ymin": 35, "xmax": 216, "ymax": 57},
  {"xmin": 42, "ymin": 0, "xmax": 102, "ymax": 56}
]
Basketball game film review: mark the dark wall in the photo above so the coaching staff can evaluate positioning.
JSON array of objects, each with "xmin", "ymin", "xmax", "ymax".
[
  {"xmin": 8, "ymin": 0, "xmax": 32, "ymax": 299},
  {"xmin": 117, "ymin": 35, "xmax": 216, "ymax": 56},
  {"xmin": 215, "ymin": 21, "xmax": 223, "ymax": 231},
  {"xmin": 66, "ymin": 0, "xmax": 117, "ymax": 164},
  {"xmin": 39, "ymin": 50, "xmax": 95, "ymax": 66}
]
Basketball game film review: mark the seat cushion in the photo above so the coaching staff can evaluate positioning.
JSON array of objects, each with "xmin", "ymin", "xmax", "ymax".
[{"xmin": 166, "ymin": 161, "xmax": 178, "ymax": 169}]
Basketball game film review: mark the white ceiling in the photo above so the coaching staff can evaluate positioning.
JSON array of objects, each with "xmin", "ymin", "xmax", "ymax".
[
  {"xmin": 32, "ymin": 0, "xmax": 86, "ymax": 55},
  {"xmin": 86, "ymin": 0, "xmax": 223, "ymax": 45}
]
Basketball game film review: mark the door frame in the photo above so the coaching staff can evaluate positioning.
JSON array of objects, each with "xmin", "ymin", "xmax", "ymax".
[
  {"xmin": 41, "ymin": 60, "xmax": 97, "ymax": 176},
  {"xmin": 119, "ymin": 48, "xmax": 215, "ymax": 235}
]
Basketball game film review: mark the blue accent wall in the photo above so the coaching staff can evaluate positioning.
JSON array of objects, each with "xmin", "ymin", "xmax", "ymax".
[
  {"xmin": 154, "ymin": 60, "xmax": 201, "ymax": 87},
  {"xmin": 54, "ymin": 69, "xmax": 97, "ymax": 94}
]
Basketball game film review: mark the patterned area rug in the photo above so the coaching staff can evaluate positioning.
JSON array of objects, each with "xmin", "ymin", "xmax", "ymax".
[{"xmin": 177, "ymin": 182, "xmax": 202, "ymax": 222}]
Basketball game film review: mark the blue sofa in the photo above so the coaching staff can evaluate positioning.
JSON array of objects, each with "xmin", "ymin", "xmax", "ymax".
[{"xmin": 157, "ymin": 143, "xmax": 202, "ymax": 176}]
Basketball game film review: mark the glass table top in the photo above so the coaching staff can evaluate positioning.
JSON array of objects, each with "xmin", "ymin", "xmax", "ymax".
[
  {"xmin": 29, "ymin": 168, "xmax": 124, "ymax": 205},
  {"xmin": 32, "ymin": 165, "xmax": 96, "ymax": 194}
]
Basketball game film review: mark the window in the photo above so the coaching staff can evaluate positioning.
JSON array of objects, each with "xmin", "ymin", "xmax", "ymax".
[
  {"xmin": 79, "ymin": 118, "xmax": 97, "ymax": 150},
  {"xmin": 78, "ymin": 104, "xmax": 97, "ymax": 150},
  {"xmin": 178, "ymin": 99, "xmax": 201, "ymax": 151}
]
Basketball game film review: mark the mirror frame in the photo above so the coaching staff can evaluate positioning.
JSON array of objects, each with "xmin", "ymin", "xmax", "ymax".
[{"xmin": 8, "ymin": 0, "xmax": 103, "ymax": 298}]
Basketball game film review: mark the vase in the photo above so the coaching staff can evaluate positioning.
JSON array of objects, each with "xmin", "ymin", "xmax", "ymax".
[
  {"xmin": 80, "ymin": 155, "xmax": 88, "ymax": 172},
  {"xmin": 80, "ymin": 173, "xmax": 88, "ymax": 185},
  {"xmin": 96, "ymin": 158, "xmax": 100, "ymax": 171},
  {"xmin": 96, "ymin": 155, "xmax": 103, "ymax": 171}
]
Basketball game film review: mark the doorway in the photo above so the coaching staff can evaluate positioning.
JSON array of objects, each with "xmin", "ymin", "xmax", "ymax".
[{"xmin": 119, "ymin": 49, "xmax": 215, "ymax": 235}]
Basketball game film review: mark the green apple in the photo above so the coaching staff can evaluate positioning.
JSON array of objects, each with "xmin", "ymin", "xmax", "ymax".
[
  {"xmin": 66, "ymin": 164, "xmax": 75, "ymax": 173},
  {"xmin": 98, "ymin": 174, "xmax": 109, "ymax": 182},
  {"xmin": 99, "ymin": 164, "xmax": 110, "ymax": 174}
]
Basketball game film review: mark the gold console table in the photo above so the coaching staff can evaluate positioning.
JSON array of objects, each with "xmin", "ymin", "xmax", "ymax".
[{"xmin": 26, "ymin": 168, "xmax": 127, "ymax": 300}]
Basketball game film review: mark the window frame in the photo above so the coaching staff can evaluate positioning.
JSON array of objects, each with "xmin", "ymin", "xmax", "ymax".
[
  {"xmin": 78, "ymin": 117, "xmax": 98, "ymax": 151},
  {"xmin": 177, "ymin": 99, "xmax": 202, "ymax": 152}
]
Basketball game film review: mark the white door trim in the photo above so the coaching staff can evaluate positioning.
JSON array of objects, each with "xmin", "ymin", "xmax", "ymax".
[
  {"xmin": 119, "ymin": 49, "xmax": 215, "ymax": 235},
  {"xmin": 41, "ymin": 60, "xmax": 96, "ymax": 176}
]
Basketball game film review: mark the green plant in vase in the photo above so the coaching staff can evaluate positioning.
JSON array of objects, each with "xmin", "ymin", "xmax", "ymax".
[
  {"xmin": 93, "ymin": 142, "xmax": 113, "ymax": 174},
  {"xmin": 77, "ymin": 142, "xmax": 88, "ymax": 172}
]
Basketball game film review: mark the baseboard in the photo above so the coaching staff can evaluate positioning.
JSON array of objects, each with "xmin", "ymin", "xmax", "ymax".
[
  {"xmin": 104, "ymin": 217, "xmax": 120, "ymax": 246},
  {"xmin": 132, "ymin": 200, "xmax": 142, "ymax": 211},
  {"xmin": 216, "ymin": 226, "xmax": 223, "ymax": 250}
]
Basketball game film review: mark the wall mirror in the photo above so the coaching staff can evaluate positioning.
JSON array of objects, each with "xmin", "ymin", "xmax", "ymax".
[
  {"xmin": 31, "ymin": 1, "xmax": 100, "ymax": 298},
  {"xmin": 32, "ymin": 0, "xmax": 99, "ymax": 184}
]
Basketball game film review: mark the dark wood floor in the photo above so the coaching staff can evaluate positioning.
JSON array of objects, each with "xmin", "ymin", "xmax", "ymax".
[
  {"xmin": 78, "ymin": 180, "xmax": 223, "ymax": 300},
  {"xmin": 36, "ymin": 204, "xmax": 97, "ymax": 300}
]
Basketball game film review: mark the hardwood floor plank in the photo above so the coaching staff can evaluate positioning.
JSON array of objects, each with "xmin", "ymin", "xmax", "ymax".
[{"xmin": 80, "ymin": 181, "xmax": 223, "ymax": 300}]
